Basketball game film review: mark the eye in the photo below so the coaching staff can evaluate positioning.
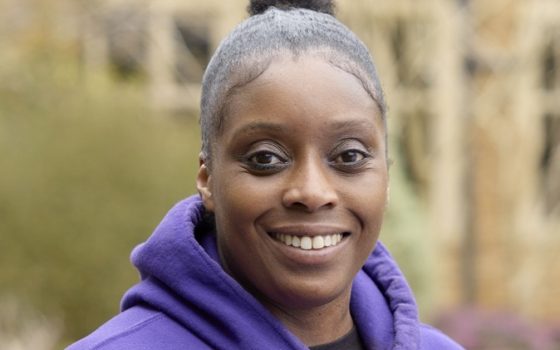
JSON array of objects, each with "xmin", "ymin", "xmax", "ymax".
[
  {"xmin": 249, "ymin": 151, "xmax": 284, "ymax": 166},
  {"xmin": 329, "ymin": 139, "xmax": 372, "ymax": 172},
  {"xmin": 334, "ymin": 150, "xmax": 365, "ymax": 164},
  {"xmin": 244, "ymin": 149, "xmax": 288, "ymax": 173}
]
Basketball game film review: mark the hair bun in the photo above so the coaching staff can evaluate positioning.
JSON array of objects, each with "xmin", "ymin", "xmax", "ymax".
[{"xmin": 248, "ymin": 0, "xmax": 335, "ymax": 16}]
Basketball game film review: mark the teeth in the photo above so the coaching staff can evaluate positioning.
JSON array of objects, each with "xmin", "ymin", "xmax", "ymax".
[
  {"xmin": 285, "ymin": 235, "xmax": 292, "ymax": 246},
  {"xmin": 274, "ymin": 233, "xmax": 344, "ymax": 250},
  {"xmin": 292, "ymin": 236, "xmax": 301, "ymax": 248},
  {"xmin": 301, "ymin": 237, "xmax": 312, "ymax": 250},
  {"xmin": 312, "ymin": 236, "xmax": 324, "ymax": 249},
  {"xmin": 324, "ymin": 235, "xmax": 332, "ymax": 247}
]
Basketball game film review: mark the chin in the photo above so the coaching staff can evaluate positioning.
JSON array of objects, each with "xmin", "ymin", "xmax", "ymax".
[{"xmin": 259, "ymin": 272, "xmax": 354, "ymax": 311}]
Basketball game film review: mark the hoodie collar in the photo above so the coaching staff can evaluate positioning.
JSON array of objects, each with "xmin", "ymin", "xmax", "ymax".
[{"xmin": 122, "ymin": 195, "xmax": 420, "ymax": 350}]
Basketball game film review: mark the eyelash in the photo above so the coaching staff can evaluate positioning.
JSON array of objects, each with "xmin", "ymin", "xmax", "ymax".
[
  {"xmin": 329, "ymin": 149, "xmax": 371, "ymax": 171},
  {"xmin": 243, "ymin": 148, "xmax": 371, "ymax": 174},
  {"xmin": 244, "ymin": 150, "xmax": 288, "ymax": 172}
]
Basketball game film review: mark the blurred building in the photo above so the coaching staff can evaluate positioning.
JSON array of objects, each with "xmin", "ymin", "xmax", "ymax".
[
  {"xmin": 340, "ymin": 0, "xmax": 560, "ymax": 321},
  {"xmin": 80, "ymin": 0, "xmax": 248, "ymax": 110},
  {"xmin": 27, "ymin": 0, "xmax": 560, "ymax": 321}
]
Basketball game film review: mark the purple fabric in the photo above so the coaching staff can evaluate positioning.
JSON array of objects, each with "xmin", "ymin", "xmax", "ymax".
[{"xmin": 67, "ymin": 195, "xmax": 463, "ymax": 350}]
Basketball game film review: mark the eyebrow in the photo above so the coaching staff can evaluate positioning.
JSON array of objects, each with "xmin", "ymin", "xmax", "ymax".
[
  {"xmin": 231, "ymin": 121, "xmax": 287, "ymax": 137},
  {"xmin": 328, "ymin": 119, "xmax": 378, "ymax": 132},
  {"xmin": 232, "ymin": 119, "xmax": 378, "ymax": 137}
]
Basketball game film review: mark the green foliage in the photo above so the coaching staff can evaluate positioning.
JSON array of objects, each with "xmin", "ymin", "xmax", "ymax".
[{"xmin": 0, "ymin": 57, "xmax": 200, "ymax": 346}]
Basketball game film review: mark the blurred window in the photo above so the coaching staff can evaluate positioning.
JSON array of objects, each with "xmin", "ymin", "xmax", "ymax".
[
  {"xmin": 540, "ymin": 33, "xmax": 560, "ymax": 215},
  {"xmin": 542, "ymin": 33, "xmax": 560, "ymax": 91},
  {"xmin": 173, "ymin": 18, "xmax": 210, "ymax": 84},
  {"xmin": 388, "ymin": 19, "xmax": 433, "ymax": 194},
  {"xmin": 541, "ymin": 113, "xmax": 560, "ymax": 214},
  {"xmin": 105, "ymin": 8, "xmax": 147, "ymax": 79}
]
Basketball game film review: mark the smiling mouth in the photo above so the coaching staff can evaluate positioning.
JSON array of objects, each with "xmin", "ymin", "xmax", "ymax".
[{"xmin": 271, "ymin": 232, "xmax": 348, "ymax": 250}]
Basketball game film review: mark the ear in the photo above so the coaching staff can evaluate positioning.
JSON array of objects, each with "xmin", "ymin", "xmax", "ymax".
[{"xmin": 196, "ymin": 154, "xmax": 215, "ymax": 212}]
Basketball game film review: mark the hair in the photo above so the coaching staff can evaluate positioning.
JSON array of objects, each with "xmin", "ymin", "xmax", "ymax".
[{"xmin": 199, "ymin": 0, "xmax": 386, "ymax": 165}]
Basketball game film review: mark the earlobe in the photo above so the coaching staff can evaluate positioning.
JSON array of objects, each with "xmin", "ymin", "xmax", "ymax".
[{"xmin": 196, "ymin": 158, "xmax": 215, "ymax": 212}]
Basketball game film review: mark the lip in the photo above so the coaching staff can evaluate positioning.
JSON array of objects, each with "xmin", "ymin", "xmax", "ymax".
[
  {"xmin": 264, "ymin": 225, "xmax": 352, "ymax": 266},
  {"xmin": 267, "ymin": 224, "xmax": 350, "ymax": 237}
]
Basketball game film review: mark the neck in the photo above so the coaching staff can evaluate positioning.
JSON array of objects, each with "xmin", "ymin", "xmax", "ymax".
[{"xmin": 264, "ymin": 290, "xmax": 354, "ymax": 347}]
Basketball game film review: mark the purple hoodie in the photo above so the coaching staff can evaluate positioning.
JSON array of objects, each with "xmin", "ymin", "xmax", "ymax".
[{"xmin": 67, "ymin": 195, "xmax": 463, "ymax": 350}]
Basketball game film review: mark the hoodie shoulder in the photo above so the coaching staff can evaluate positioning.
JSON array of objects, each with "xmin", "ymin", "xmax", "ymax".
[
  {"xmin": 419, "ymin": 324, "xmax": 464, "ymax": 349},
  {"xmin": 66, "ymin": 305, "xmax": 212, "ymax": 350}
]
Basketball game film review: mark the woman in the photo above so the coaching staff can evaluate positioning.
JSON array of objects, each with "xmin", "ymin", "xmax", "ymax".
[{"xmin": 68, "ymin": 1, "xmax": 463, "ymax": 349}]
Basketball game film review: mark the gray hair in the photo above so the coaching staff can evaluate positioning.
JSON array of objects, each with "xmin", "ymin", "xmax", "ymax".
[{"xmin": 200, "ymin": 6, "xmax": 386, "ymax": 163}]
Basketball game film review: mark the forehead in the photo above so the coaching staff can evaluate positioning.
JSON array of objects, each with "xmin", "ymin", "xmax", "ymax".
[
  {"xmin": 208, "ymin": 55, "xmax": 387, "ymax": 158},
  {"xmin": 223, "ymin": 55, "xmax": 382, "ymax": 129}
]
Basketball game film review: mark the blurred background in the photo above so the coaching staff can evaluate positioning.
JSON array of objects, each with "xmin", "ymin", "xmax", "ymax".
[{"xmin": 1, "ymin": 0, "xmax": 559, "ymax": 349}]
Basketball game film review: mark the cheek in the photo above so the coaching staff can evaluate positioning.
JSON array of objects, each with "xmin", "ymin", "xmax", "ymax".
[
  {"xmin": 348, "ymin": 174, "xmax": 388, "ymax": 236},
  {"xmin": 211, "ymin": 175, "xmax": 280, "ymax": 286},
  {"xmin": 351, "ymin": 167, "xmax": 387, "ymax": 201},
  {"xmin": 217, "ymin": 174, "xmax": 271, "ymax": 206},
  {"xmin": 212, "ymin": 174, "xmax": 278, "ymax": 238}
]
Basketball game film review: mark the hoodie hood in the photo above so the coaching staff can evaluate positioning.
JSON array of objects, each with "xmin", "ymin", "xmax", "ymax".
[{"xmin": 121, "ymin": 195, "xmax": 421, "ymax": 350}]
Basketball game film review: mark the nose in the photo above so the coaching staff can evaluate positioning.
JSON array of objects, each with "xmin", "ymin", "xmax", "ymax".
[{"xmin": 281, "ymin": 156, "xmax": 339, "ymax": 212}]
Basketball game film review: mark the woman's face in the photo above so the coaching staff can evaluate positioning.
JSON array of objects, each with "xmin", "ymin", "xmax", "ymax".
[{"xmin": 197, "ymin": 55, "xmax": 388, "ymax": 311}]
